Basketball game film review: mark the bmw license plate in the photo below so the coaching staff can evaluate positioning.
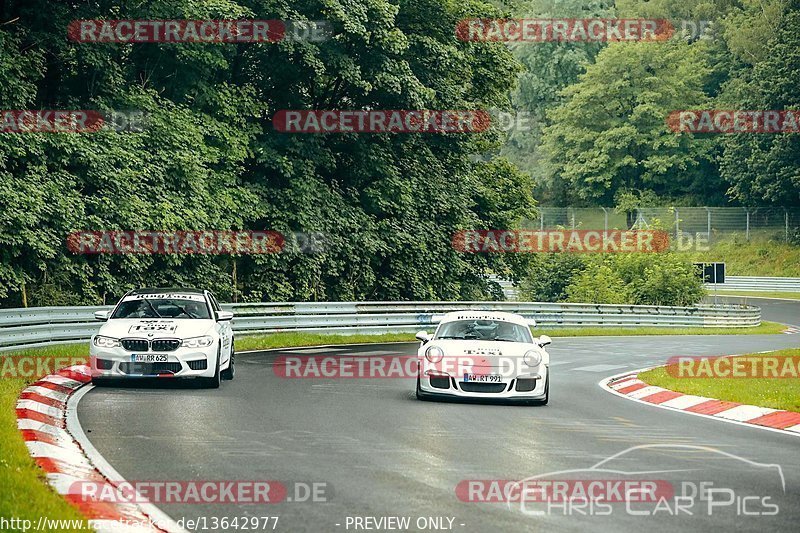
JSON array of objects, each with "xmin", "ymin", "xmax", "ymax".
[
  {"xmin": 463, "ymin": 373, "xmax": 501, "ymax": 383},
  {"xmin": 131, "ymin": 354, "xmax": 168, "ymax": 363}
]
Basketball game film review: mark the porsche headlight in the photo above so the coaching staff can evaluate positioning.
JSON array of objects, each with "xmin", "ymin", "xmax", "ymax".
[
  {"xmin": 181, "ymin": 335, "xmax": 214, "ymax": 348},
  {"xmin": 523, "ymin": 350, "xmax": 542, "ymax": 367},
  {"xmin": 425, "ymin": 345, "xmax": 444, "ymax": 363},
  {"xmin": 93, "ymin": 335, "xmax": 120, "ymax": 348}
]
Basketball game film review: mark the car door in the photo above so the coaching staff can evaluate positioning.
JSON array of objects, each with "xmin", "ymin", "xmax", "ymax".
[{"xmin": 207, "ymin": 292, "xmax": 233, "ymax": 364}]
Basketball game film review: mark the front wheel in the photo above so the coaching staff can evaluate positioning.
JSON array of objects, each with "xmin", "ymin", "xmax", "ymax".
[
  {"xmin": 415, "ymin": 373, "xmax": 429, "ymax": 401},
  {"xmin": 529, "ymin": 373, "xmax": 549, "ymax": 406},
  {"xmin": 201, "ymin": 347, "xmax": 221, "ymax": 389},
  {"xmin": 221, "ymin": 343, "xmax": 235, "ymax": 380}
]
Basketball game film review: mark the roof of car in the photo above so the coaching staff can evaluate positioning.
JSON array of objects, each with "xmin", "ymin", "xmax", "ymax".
[
  {"xmin": 128, "ymin": 288, "xmax": 206, "ymax": 295},
  {"xmin": 438, "ymin": 310, "xmax": 529, "ymax": 325}
]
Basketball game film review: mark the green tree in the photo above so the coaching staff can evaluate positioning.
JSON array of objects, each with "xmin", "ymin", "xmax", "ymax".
[
  {"xmin": 499, "ymin": 0, "xmax": 614, "ymax": 202},
  {"xmin": 0, "ymin": 0, "xmax": 537, "ymax": 306},
  {"xmin": 539, "ymin": 38, "xmax": 720, "ymax": 205},
  {"xmin": 718, "ymin": 1, "xmax": 800, "ymax": 206},
  {"xmin": 519, "ymin": 253, "xmax": 586, "ymax": 302},
  {"xmin": 565, "ymin": 263, "xmax": 631, "ymax": 304}
]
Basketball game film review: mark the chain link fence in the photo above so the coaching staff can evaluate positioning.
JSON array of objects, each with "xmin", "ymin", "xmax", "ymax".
[{"xmin": 525, "ymin": 207, "xmax": 800, "ymax": 242}]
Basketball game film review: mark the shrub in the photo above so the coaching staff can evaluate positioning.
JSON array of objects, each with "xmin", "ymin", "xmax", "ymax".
[
  {"xmin": 519, "ymin": 254, "xmax": 586, "ymax": 302},
  {"xmin": 565, "ymin": 264, "xmax": 632, "ymax": 304},
  {"xmin": 523, "ymin": 252, "xmax": 706, "ymax": 306}
]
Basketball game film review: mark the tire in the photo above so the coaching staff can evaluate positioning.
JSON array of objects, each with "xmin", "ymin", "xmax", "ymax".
[
  {"xmin": 91, "ymin": 377, "xmax": 112, "ymax": 387},
  {"xmin": 416, "ymin": 375, "xmax": 424, "ymax": 400},
  {"xmin": 221, "ymin": 342, "xmax": 235, "ymax": 381},
  {"xmin": 529, "ymin": 374, "xmax": 549, "ymax": 406},
  {"xmin": 202, "ymin": 347, "xmax": 221, "ymax": 389}
]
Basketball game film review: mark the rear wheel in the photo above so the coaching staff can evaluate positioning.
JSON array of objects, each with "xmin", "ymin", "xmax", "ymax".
[{"xmin": 221, "ymin": 343, "xmax": 235, "ymax": 380}]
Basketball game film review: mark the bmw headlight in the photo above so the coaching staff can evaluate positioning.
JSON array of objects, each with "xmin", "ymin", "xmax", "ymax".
[
  {"xmin": 181, "ymin": 335, "xmax": 214, "ymax": 348},
  {"xmin": 425, "ymin": 345, "xmax": 444, "ymax": 363},
  {"xmin": 523, "ymin": 349, "xmax": 542, "ymax": 367},
  {"xmin": 93, "ymin": 335, "xmax": 120, "ymax": 348}
]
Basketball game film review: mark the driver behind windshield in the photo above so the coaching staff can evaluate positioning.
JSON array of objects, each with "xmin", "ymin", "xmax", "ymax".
[{"xmin": 112, "ymin": 296, "xmax": 210, "ymax": 319}]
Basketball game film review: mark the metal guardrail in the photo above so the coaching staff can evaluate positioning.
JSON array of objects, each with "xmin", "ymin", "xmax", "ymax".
[
  {"xmin": 707, "ymin": 276, "xmax": 800, "ymax": 292},
  {"xmin": 0, "ymin": 301, "xmax": 761, "ymax": 353}
]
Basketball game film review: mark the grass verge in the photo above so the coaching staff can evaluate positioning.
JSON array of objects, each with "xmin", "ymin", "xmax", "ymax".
[
  {"xmin": 541, "ymin": 321, "xmax": 786, "ymax": 337},
  {"xmin": 639, "ymin": 349, "xmax": 800, "ymax": 412},
  {"xmin": 0, "ymin": 323, "xmax": 789, "ymax": 526},
  {"xmin": 0, "ymin": 352, "xmax": 88, "ymax": 530},
  {"xmin": 235, "ymin": 332, "xmax": 415, "ymax": 351},
  {"xmin": 682, "ymin": 239, "xmax": 800, "ymax": 277},
  {"xmin": 714, "ymin": 291, "xmax": 800, "ymax": 301}
]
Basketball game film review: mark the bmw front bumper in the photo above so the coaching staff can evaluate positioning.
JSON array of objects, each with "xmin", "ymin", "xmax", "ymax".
[{"xmin": 89, "ymin": 343, "xmax": 218, "ymax": 379}]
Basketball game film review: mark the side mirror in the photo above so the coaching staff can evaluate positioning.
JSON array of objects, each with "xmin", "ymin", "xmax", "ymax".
[
  {"xmin": 415, "ymin": 331, "xmax": 431, "ymax": 344},
  {"xmin": 94, "ymin": 310, "xmax": 110, "ymax": 321},
  {"xmin": 538, "ymin": 335, "xmax": 552, "ymax": 347},
  {"xmin": 216, "ymin": 310, "xmax": 234, "ymax": 322}
]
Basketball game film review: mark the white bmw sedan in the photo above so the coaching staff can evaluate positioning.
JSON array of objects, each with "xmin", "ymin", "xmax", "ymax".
[
  {"xmin": 90, "ymin": 288, "xmax": 234, "ymax": 388},
  {"xmin": 415, "ymin": 311, "xmax": 551, "ymax": 404}
]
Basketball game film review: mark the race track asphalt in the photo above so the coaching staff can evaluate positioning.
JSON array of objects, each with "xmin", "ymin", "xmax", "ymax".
[{"xmin": 78, "ymin": 299, "xmax": 800, "ymax": 532}]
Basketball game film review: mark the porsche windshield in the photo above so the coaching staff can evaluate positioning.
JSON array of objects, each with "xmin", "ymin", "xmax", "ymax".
[
  {"xmin": 435, "ymin": 320, "xmax": 533, "ymax": 343},
  {"xmin": 112, "ymin": 296, "xmax": 211, "ymax": 320}
]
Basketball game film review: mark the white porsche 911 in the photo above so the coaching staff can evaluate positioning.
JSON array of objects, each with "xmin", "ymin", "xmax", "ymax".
[
  {"xmin": 90, "ymin": 288, "xmax": 234, "ymax": 388},
  {"xmin": 415, "ymin": 311, "xmax": 551, "ymax": 404}
]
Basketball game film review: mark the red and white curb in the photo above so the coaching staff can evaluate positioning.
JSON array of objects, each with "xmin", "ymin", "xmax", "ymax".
[
  {"xmin": 601, "ymin": 369, "xmax": 800, "ymax": 437},
  {"xmin": 16, "ymin": 364, "xmax": 186, "ymax": 532},
  {"xmin": 783, "ymin": 325, "xmax": 800, "ymax": 335}
]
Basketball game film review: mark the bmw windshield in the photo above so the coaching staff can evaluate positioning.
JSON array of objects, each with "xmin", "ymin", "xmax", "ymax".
[{"xmin": 111, "ymin": 294, "xmax": 211, "ymax": 320}]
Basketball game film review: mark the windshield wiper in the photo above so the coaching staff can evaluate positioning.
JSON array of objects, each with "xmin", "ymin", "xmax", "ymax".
[
  {"xmin": 173, "ymin": 303, "xmax": 198, "ymax": 319},
  {"xmin": 142, "ymin": 298, "xmax": 162, "ymax": 318}
]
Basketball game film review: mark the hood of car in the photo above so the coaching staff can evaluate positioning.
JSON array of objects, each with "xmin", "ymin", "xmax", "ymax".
[{"xmin": 98, "ymin": 319, "xmax": 214, "ymax": 339}]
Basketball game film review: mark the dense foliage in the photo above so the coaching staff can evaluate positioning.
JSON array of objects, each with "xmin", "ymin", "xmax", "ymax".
[
  {"xmin": 503, "ymin": 0, "xmax": 800, "ymax": 208},
  {"xmin": 521, "ymin": 253, "xmax": 706, "ymax": 306},
  {"xmin": 3, "ymin": 0, "xmax": 793, "ymax": 307},
  {"xmin": 0, "ymin": 0, "xmax": 535, "ymax": 306}
]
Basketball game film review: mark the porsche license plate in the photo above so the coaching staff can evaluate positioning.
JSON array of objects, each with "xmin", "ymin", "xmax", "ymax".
[
  {"xmin": 131, "ymin": 354, "xmax": 168, "ymax": 363},
  {"xmin": 463, "ymin": 373, "xmax": 501, "ymax": 383}
]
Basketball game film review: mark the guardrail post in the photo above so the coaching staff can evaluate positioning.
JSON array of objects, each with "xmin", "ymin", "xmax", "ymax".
[
  {"xmin": 601, "ymin": 207, "xmax": 608, "ymax": 233},
  {"xmin": 745, "ymin": 208, "xmax": 750, "ymax": 241},
  {"xmin": 785, "ymin": 208, "xmax": 789, "ymax": 242}
]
